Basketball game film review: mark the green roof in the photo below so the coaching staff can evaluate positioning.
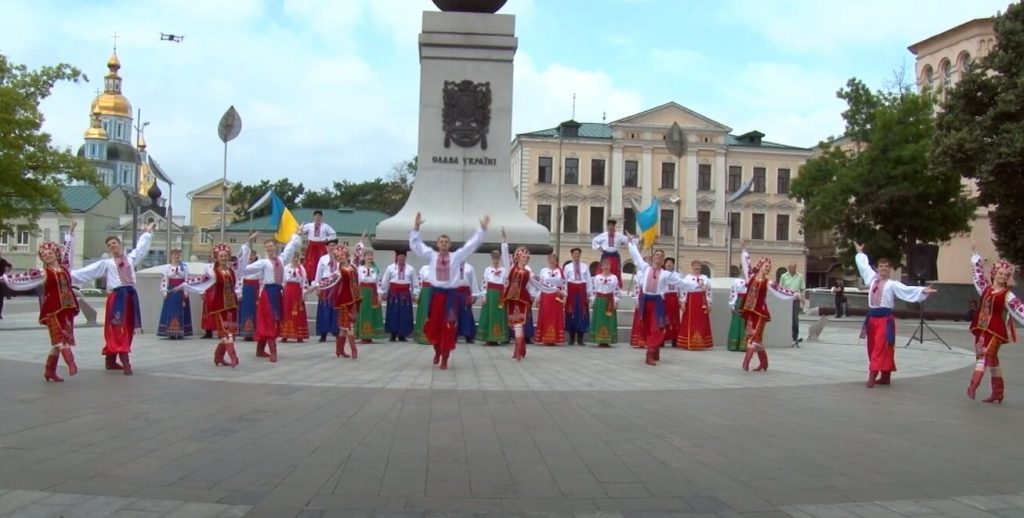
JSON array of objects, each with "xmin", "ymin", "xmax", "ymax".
[
  {"xmin": 224, "ymin": 207, "xmax": 389, "ymax": 236},
  {"xmin": 518, "ymin": 122, "xmax": 808, "ymax": 150},
  {"xmin": 60, "ymin": 185, "xmax": 105, "ymax": 212}
]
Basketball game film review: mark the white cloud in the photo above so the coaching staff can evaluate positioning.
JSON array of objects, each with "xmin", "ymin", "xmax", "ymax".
[{"xmin": 718, "ymin": 0, "xmax": 1010, "ymax": 54}]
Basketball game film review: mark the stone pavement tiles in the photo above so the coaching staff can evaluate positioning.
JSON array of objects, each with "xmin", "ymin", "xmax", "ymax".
[{"xmin": 0, "ymin": 315, "xmax": 1023, "ymax": 516}]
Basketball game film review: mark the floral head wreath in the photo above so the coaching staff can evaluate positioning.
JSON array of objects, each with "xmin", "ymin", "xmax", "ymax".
[
  {"xmin": 37, "ymin": 240, "xmax": 61, "ymax": 260},
  {"xmin": 991, "ymin": 259, "xmax": 1016, "ymax": 281},
  {"xmin": 753, "ymin": 256, "xmax": 771, "ymax": 274},
  {"xmin": 514, "ymin": 246, "xmax": 530, "ymax": 265},
  {"xmin": 337, "ymin": 245, "xmax": 350, "ymax": 259},
  {"xmin": 212, "ymin": 242, "xmax": 231, "ymax": 258}
]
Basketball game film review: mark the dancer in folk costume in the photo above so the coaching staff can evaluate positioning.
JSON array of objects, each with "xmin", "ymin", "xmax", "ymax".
[
  {"xmin": 477, "ymin": 249, "xmax": 509, "ymax": 345},
  {"xmin": 589, "ymin": 258, "xmax": 619, "ymax": 347},
  {"xmin": 409, "ymin": 212, "xmax": 489, "ymax": 370},
  {"xmin": 500, "ymin": 228, "xmax": 559, "ymax": 361},
  {"xmin": 726, "ymin": 278, "xmax": 748, "ymax": 352},
  {"xmin": 354, "ymin": 245, "xmax": 385, "ymax": 343},
  {"xmin": 379, "ymin": 250, "xmax": 417, "ymax": 342},
  {"xmin": 455, "ymin": 262, "xmax": 478, "ymax": 343},
  {"xmin": 280, "ymin": 253, "xmax": 309, "ymax": 342},
  {"xmin": 535, "ymin": 253, "xmax": 567, "ymax": 345},
  {"xmin": 157, "ymin": 248, "xmax": 192, "ymax": 339},
  {"xmin": 0, "ymin": 222, "xmax": 79, "ymax": 381},
  {"xmin": 70, "ymin": 222, "xmax": 155, "ymax": 375},
  {"xmin": 414, "ymin": 264, "xmax": 432, "ymax": 344},
  {"xmin": 738, "ymin": 248, "xmax": 801, "ymax": 372},
  {"xmin": 314, "ymin": 240, "xmax": 340, "ymax": 342},
  {"xmin": 853, "ymin": 243, "xmax": 934, "ymax": 386},
  {"xmin": 662, "ymin": 258, "xmax": 681, "ymax": 346},
  {"xmin": 174, "ymin": 242, "xmax": 240, "ymax": 367},
  {"xmin": 677, "ymin": 259, "xmax": 714, "ymax": 350},
  {"xmin": 300, "ymin": 210, "xmax": 336, "ymax": 283},
  {"xmin": 237, "ymin": 248, "xmax": 260, "ymax": 342},
  {"xmin": 592, "ymin": 219, "xmax": 629, "ymax": 288},
  {"xmin": 626, "ymin": 235, "xmax": 699, "ymax": 366},
  {"xmin": 967, "ymin": 245, "xmax": 1024, "ymax": 403},
  {"xmin": 310, "ymin": 244, "xmax": 361, "ymax": 359},
  {"xmin": 200, "ymin": 251, "xmax": 217, "ymax": 339},
  {"xmin": 564, "ymin": 247, "xmax": 592, "ymax": 345},
  {"xmin": 238, "ymin": 230, "xmax": 302, "ymax": 363},
  {"xmin": 628, "ymin": 254, "xmax": 650, "ymax": 348}
]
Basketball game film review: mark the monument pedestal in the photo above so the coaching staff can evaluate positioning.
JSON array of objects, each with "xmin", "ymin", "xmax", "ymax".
[{"xmin": 374, "ymin": 10, "xmax": 551, "ymax": 254}]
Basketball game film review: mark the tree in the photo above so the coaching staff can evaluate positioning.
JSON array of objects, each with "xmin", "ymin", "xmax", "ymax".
[
  {"xmin": 297, "ymin": 157, "xmax": 416, "ymax": 215},
  {"xmin": 0, "ymin": 54, "xmax": 105, "ymax": 233},
  {"xmin": 931, "ymin": 3, "xmax": 1024, "ymax": 264},
  {"xmin": 790, "ymin": 78, "xmax": 974, "ymax": 268},
  {"xmin": 226, "ymin": 178, "xmax": 305, "ymax": 222}
]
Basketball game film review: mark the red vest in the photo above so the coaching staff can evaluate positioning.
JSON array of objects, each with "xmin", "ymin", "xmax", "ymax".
[
  {"xmin": 741, "ymin": 276, "xmax": 770, "ymax": 319},
  {"xmin": 502, "ymin": 266, "xmax": 532, "ymax": 306},
  {"xmin": 972, "ymin": 286, "xmax": 1017, "ymax": 342},
  {"xmin": 39, "ymin": 267, "xmax": 78, "ymax": 323},
  {"xmin": 333, "ymin": 266, "xmax": 362, "ymax": 307},
  {"xmin": 209, "ymin": 267, "xmax": 238, "ymax": 312}
]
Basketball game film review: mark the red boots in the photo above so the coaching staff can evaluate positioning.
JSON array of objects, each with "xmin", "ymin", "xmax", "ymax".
[
  {"xmin": 742, "ymin": 348, "xmax": 755, "ymax": 371},
  {"xmin": 983, "ymin": 377, "xmax": 1004, "ymax": 404},
  {"xmin": 256, "ymin": 340, "xmax": 270, "ymax": 358},
  {"xmin": 349, "ymin": 336, "xmax": 358, "ymax": 360},
  {"xmin": 753, "ymin": 351, "xmax": 769, "ymax": 372},
  {"xmin": 105, "ymin": 353, "xmax": 123, "ymax": 370},
  {"xmin": 336, "ymin": 336, "xmax": 351, "ymax": 358},
  {"xmin": 866, "ymin": 370, "xmax": 878, "ymax": 388},
  {"xmin": 60, "ymin": 348, "xmax": 77, "ymax": 376},
  {"xmin": 433, "ymin": 345, "xmax": 441, "ymax": 364},
  {"xmin": 225, "ymin": 341, "xmax": 239, "ymax": 367},
  {"xmin": 440, "ymin": 351, "xmax": 450, "ymax": 370},
  {"xmin": 877, "ymin": 371, "xmax": 891, "ymax": 385},
  {"xmin": 44, "ymin": 354, "xmax": 64, "ymax": 382},
  {"xmin": 214, "ymin": 343, "xmax": 228, "ymax": 366},
  {"xmin": 967, "ymin": 370, "xmax": 984, "ymax": 399},
  {"xmin": 119, "ymin": 352, "xmax": 132, "ymax": 375},
  {"xmin": 645, "ymin": 344, "xmax": 659, "ymax": 366},
  {"xmin": 268, "ymin": 340, "xmax": 278, "ymax": 363},
  {"xmin": 513, "ymin": 336, "xmax": 526, "ymax": 361}
]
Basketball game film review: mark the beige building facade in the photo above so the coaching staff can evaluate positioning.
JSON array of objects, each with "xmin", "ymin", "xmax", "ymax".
[
  {"xmin": 909, "ymin": 17, "xmax": 997, "ymax": 284},
  {"xmin": 187, "ymin": 179, "xmax": 235, "ymax": 259},
  {"xmin": 511, "ymin": 102, "xmax": 812, "ymax": 279}
]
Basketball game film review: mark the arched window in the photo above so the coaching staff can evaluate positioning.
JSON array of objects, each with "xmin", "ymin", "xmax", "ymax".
[
  {"xmin": 211, "ymin": 204, "xmax": 223, "ymax": 213},
  {"xmin": 924, "ymin": 65, "xmax": 935, "ymax": 88},
  {"xmin": 588, "ymin": 261, "xmax": 599, "ymax": 277},
  {"xmin": 775, "ymin": 267, "xmax": 787, "ymax": 283},
  {"xmin": 730, "ymin": 265, "xmax": 741, "ymax": 277},
  {"xmin": 941, "ymin": 60, "xmax": 953, "ymax": 89},
  {"xmin": 959, "ymin": 51, "xmax": 973, "ymax": 72},
  {"xmin": 623, "ymin": 262, "xmax": 635, "ymax": 275},
  {"xmin": 700, "ymin": 264, "xmax": 712, "ymax": 277}
]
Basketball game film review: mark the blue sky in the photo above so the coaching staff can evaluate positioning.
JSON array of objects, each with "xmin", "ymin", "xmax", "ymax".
[{"xmin": 1, "ymin": 0, "xmax": 1012, "ymax": 222}]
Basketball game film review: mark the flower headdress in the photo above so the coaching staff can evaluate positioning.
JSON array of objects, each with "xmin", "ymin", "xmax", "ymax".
[
  {"xmin": 991, "ymin": 259, "xmax": 1016, "ymax": 282},
  {"xmin": 753, "ymin": 256, "xmax": 771, "ymax": 275},
  {"xmin": 212, "ymin": 242, "xmax": 231, "ymax": 258},
  {"xmin": 514, "ymin": 246, "xmax": 530, "ymax": 265},
  {"xmin": 37, "ymin": 240, "xmax": 61, "ymax": 261}
]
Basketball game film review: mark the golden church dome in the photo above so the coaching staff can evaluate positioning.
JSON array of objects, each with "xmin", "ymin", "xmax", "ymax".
[
  {"xmin": 83, "ymin": 109, "xmax": 107, "ymax": 139},
  {"xmin": 91, "ymin": 92, "xmax": 132, "ymax": 117}
]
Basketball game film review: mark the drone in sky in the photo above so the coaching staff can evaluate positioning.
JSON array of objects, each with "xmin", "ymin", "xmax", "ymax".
[{"xmin": 160, "ymin": 33, "xmax": 184, "ymax": 43}]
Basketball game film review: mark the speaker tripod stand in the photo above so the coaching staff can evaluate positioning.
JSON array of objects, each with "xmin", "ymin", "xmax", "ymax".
[{"xmin": 904, "ymin": 287, "xmax": 951, "ymax": 350}]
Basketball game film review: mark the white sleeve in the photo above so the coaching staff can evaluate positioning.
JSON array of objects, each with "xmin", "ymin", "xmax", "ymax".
[
  {"xmin": 627, "ymin": 240, "xmax": 648, "ymax": 271},
  {"xmin": 61, "ymin": 231, "xmax": 74, "ymax": 270},
  {"xmin": 409, "ymin": 231, "xmax": 434, "ymax": 259},
  {"xmin": 452, "ymin": 227, "xmax": 485, "ymax": 266},
  {"xmin": 325, "ymin": 224, "xmax": 337, "ymax": 241},
  {"xmin": 855, "ymin": 252, "xmax": 876, "ymax": 287},
  {"xmin": 741, "ymin": 248, "xmax": 751, "ymax": 279},
  {"xmin": 704, "ymin": 275, "xmax": 713, "ymax": 304},
  {"xmin": 890, "ymin": 281, "xmax": 929, "ymax": 303},
  {"xmin": 279, "ymin": 234, "xmax": 302, "ymax": 265},
  {"xmin": 768, "ymin": 281, "xmax": 798, "ymax": 301},
  {"xmin": 591, "ymin": 233, "xmax": 604, "ymax": 250},
  {"xmin": 128, "ymin": 232, "xmax": 153, "ymax": 268},
  {"xmin": 379, "ymin": 266, "xmax": 393, "ymax": 295},
  {"xmin": 1007, "ymin": 292, "xmax": 1024, "ymax": 327},
  {"xmin": 70, "ymin": 259, "xmax": 106, "ymax": 285},
  {"xmin": 0, "ymin": 270, "xmax": 45, "ymax": 291},
  {"xmin": 501, "ymin": 241, "xmax": 511, "ymax": 269},
  {"xmin": 160, "ymin": 266, "xmax": 171, "ymax": 294},
  {"xmin": 970, "ymin": 253, "xmax": 989, "ymax": 295}
]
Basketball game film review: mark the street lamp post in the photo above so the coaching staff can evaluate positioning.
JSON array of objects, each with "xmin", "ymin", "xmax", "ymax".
[
  {"xmin": 555, "ymin": 125, "xmax": 564, "ymax": 256},
  {"xmin": 217, "ymin": 106, "xmax": 242, "ymax": 242},
  {"xmin": 725, "ymin": 178, "xmax": 754, "ymax": 277}
]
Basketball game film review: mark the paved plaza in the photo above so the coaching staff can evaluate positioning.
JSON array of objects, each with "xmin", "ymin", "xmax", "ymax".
[{"xmin": 0, "ymin": 298, "xmax": 1022, "ymax": 517}]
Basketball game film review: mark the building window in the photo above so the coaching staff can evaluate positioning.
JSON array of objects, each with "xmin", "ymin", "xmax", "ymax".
[
  {"xmin": 960, "ymin": 52, "xmax": 973, "ymax": 72},
  {"xmin": 777, "ymin": 168, "xmax": 791, "ymax": 194},
  {"xmin": 589, "ymin": 207, "xmax": 604, "ymax": 233},
  {"xmin": 698, "ymin": 164, "xmax": 712, "ymax": 191},
  {"xmin": 942, "ymin": 60, "xmax": 952, "ymax": 89},
  {"xmin": 697, "ymin": 211, "xmax": 710, "ymax": 239},
  {"xmin": 563, "ymin": 206, "xmax": 579, "ymax": 233},
  {"xmin": 659, "ymin": 209, "xmax": 674, "ymax": 237},
  {"xmin": 199, "ymin": 227, "xmax": 212, "ymax": 244},
  {"xmin": 591, "ymin": 159, "xmax": 605, "ymax": 186},
  {"xmin": 660, "ymin": 162, "xmax": 675, "ymax": 189},
  {"xmin": 924, "ymin": 65, "xmax": 934, "ymax": 88},
  {"xmin": 752, "ymin": 167, "xmax": 766, "ymax": 193},
  {"xmin": 538, "ymin": 157, "xmax": 552, "ymax": 184},
  {"xmin": 564, "ymin": 158, "xmax": 579, "ymax": 185},
  {"xmin": 730, "ymin": 212, "xmax": 741, "ymax": 239},
  {"xmin": 727, "ymin": 166, "xmax": 742, "ymax": 192},
  {"xmin": 776, "ymin": 214, "xmax": 790, "ymax": 241},
  {"xmin": 0, "ymin": 231, "xmax": 7, "ymax": 246},
  {"xmin": 537, "ymin": 204, "xmax": 552, "ymax": 230},
  {"xmin": 16, "ymin": 226, "xmax": 30, "ymax": 247},
  {"xmin": 623, "ymin": 207, "xmax": 637, "ymax": 234},
  {"xmin": 624, "ymin": 160, "xmax": 639, "ymax": 187},
  {"xmin": 752, "ymin": 213, "xmax": 765, "ymax": 240}
]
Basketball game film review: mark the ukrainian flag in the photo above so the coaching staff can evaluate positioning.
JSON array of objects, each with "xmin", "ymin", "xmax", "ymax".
[
  {"xmin": 269, "ymin": 193, "xmax": 300, "ymax": 243},
  {"xmin": 636, "ymin": 198, "xmax": 660, "ymax": 250}
]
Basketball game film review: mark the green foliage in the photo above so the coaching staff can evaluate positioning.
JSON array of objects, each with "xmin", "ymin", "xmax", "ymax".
[
  {"xmin": 791, "ymin": 79, "xmax": 974, "ymax": 268},
  {"xmin": 932, "ymin": 3, "xmax": 1024, "ymax": 264},
  {"xmin": 0, "ymin": 54, "xmax": 105, "ymax": 233},
  {"xmin": 229, "ymin": 157, "xmax": 415, "ymax": 219}
]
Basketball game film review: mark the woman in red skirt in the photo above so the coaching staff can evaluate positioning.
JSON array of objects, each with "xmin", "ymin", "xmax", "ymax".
[
  {"xmin": 739, "ymin": 252, "xmax": 800, "ymax": 371},
  {"xmin": 175, "ymin": 243, "xmax": 240, "ymax": 367},
  {"xmin": 1, "ymin": 223, "xmax": 79, "ymax": 382},
  {"xmin": 311, "ymin": 244, "xmax": 361, "ymax": 359},
  {"xmin": 535, "ymin": 253, "xmax": 566, "ymax": 345},
  {"xmin": 966, "ymin": 247, "xmax": 1024, "ymax": 403},
  {"xmin": 281, "ymin": 254, "xmax": 309, "ymax": 342},
  {"xmin": 500, "ymin": 228, "xmax": 559, "ymax": 360},
  {"xmin": 676, "ymin": 259, "xmax": 714, "ymax": 350}
]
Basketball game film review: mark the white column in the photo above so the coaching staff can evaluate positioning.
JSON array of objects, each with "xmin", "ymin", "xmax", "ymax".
[
  {"xmin": 641, "ymin": 146, "xmax": 653, "ymax": 204},
  {"xmin": 684, "ymin": 151, "xmax": 698, "ymax": 219},
  {"xmin": 713, "ymin": 151, "xmax": 727, "ymax": 222},
  {"xmin": 611, "ymin": 144, "xmax": 624, "ymax": 219}
]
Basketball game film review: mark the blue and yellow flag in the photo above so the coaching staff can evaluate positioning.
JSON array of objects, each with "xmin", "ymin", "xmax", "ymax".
[
  {"xmin": 269, "ymin": 193, "xmax": 300, "ymax": 243},
  {"xmin": 636, "ymin": 198, "xmax": 660, "ymax": 250}
]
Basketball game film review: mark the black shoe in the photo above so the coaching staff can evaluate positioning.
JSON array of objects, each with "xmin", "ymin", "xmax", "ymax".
[
  {"xmin": 398, "ymin": 336, "xmax": 407, "ymax": 342},
  {"xmin": 319, "ymin": 335, "xmax": 327, "ymax": 343},
  {"xmin": 201, "ymin": 331, "xmax": 213, "ymax": 339},
  {"xmin": 465, "ymin": 338, "xmax": 475, "ymax": 344},
  {"xmin": 389, "ymin": 334, "xmax": 397, "ymax": 342}
]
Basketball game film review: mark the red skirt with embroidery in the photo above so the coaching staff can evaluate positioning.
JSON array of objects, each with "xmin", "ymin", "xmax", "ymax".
[
  {"xmin": 535, "ymin": 292, "xmax": 566, "ymax": 345},
  {"xmin": 281, "ymin": 282, "xmax": 309, "ymax": 340}
]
